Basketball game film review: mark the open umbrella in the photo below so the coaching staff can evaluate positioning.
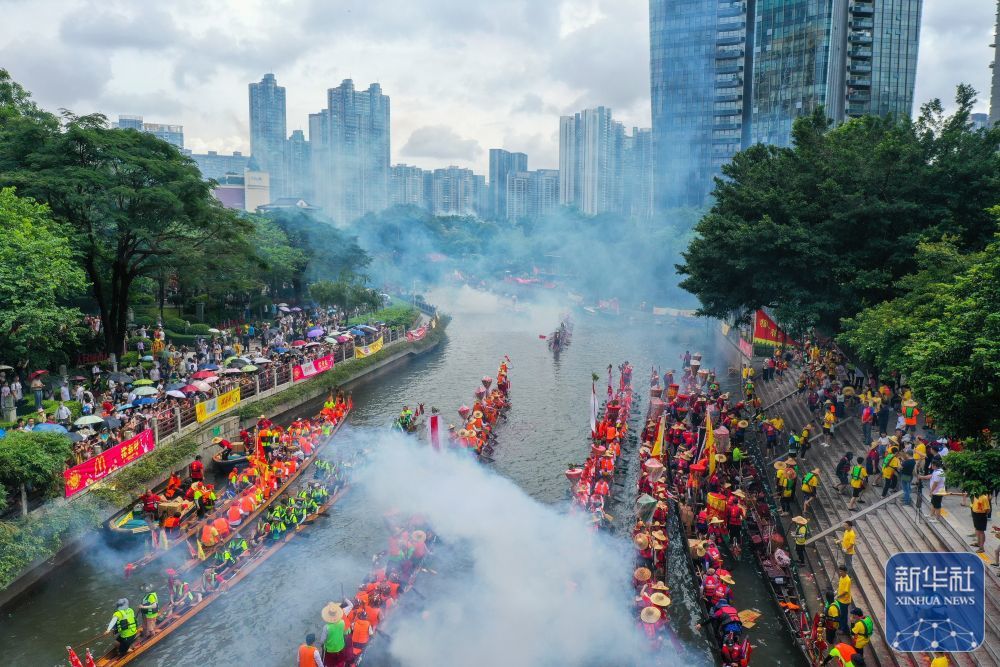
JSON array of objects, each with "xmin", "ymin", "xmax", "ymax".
[
  {"xmin": 199, "ymin": 363, "xmax": 220, "ymax": 371},
  {"xmin": 324, "ymin": 336, "xmax": 338, "ymax": 344},
  {"xmin": 66, "ymin": 431, "xmax": 83, "ymax": 442},
  {"xmin": 279, "ymin": 306, "xmax": 291, "ymax": 313},
  {"xmin": 133, "ymin": 379, "xmax": 154, "ymax": 386},
  {"xmin": 307, "ymin": 327, "xmax": 324, "ymax": 338},
  {"xmin": 115, "ymin": 403, "xmax": 134, "ymax": 411},
  {"xmin": 273, "ymin": 347, "xmax": 289, "ymax": 354},
  {"xmin": 134, "ymin": 397, "xmax": 157, "ymax": 406},
  {"xmin": 74, "ymin": 415, "xmax": 105, "ymax": 426},
  {"xmin": 140, "ymin": 355, "xmax": 154, "ymax": 361},
  {"xmin": 191, "ymin": 380, "xmax": 212, "ymax": 392},
  {"xmin": 203, "ymin": 376, "xmax": 220, "ymax": 383},
  {"xmin": 108, "ymin": 373, "xmax": 134, "ymax": 383},
  {"xmin": 132, "ymin": 386, "xmax": 158, "ymax": 396},
  {"xmin": 252, "ymin": 357, "xmax": 272, "ymax": 364},
  {"xmin": 33, "ymin": 423, "xmax": 68, "ymax": 433},
  {"xmin": 222, "ymin": 368, "xmax": 243, "ymax": 375},
  {"xmin": 0, "ymin": 428, "xmax": 6, "ymax": 438},
  {"xmin": 291, "ymin": 307, "xmax": 302, "ymax": 312},
  {"xmin": 291, "ymin": 340, "xmax": 307, "ymax": 347},
  {"xmin": 208, "ymin": 328, "xmax": 221, "ymax": 333},
  {"xmin": 0, "ymin": 364, "xmax": 13, "ymax": 371},
  {"xmin": 166, "ymin": 390, "xmax": 187, "ymax": 399},
  {"xmin": 29, "ymin": 369, "xmax": 49, "ymax": 379},
  {"xmin": 277, "ymin": 302, "xmax": 289, "ymax": 307},
  {"xmin": 180, "ymin": 384, "xmax": 200, "ymax": 394},
  {"xmin": 70, "ymin": 375, "xmax": 88, "ymax": 382},
  {"xmin": 241, "ymin": 365, "xmax": 258, "ymax": 373},
  {"xmin": 166, "ymin": 382, "xmax": 186, "ymax": 391},
  {"xmin": 191, "ymin": 370, "xmax": 216, "ymax": 379},
  {"xmin": 104, "ymin": 416, "xmax": 122, "ymax": 429}
]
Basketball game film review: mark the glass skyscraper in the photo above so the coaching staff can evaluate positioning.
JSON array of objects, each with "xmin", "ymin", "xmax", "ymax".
[
  {"xmin": 249, "ymin": 73, "xmax": 287, "ymax": 199},
  {"xmin": 488, "ymin": 149, "xmax": 527, "ymax": 220},
  {"xmin": 649, "ymin": 0, "xmax": 752, "ymax": 210},
  {"xmin": 650, "ymin": 0, "xmax": 923, "ymax": 209}
]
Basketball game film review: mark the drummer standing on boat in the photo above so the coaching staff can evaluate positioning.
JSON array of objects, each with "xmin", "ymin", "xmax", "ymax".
[{"xmin": 320, "ymin": 599, "xmax": 354, "ymax": 666}]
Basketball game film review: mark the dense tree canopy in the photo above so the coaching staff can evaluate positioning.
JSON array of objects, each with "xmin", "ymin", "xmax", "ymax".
[
  {"xmin": 0, "ymin": 431, "xmax": 73, "ymax": 516},
  {"xmin": 677, "ymin": 85, "xmax": 1000, "ymax": 332},
  {"xmin": 0, "ymin": 187, "xmax": 87, "ymax": 369}
]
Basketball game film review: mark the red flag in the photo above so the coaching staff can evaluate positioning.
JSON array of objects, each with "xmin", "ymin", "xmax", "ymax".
[
  {"xmin": 66, "ymin": 647, "xmax": 84, "ymax": 667},
  {"xmin": 427, "ymin": 414, "xmax": 441, "ymax": 451},
  {"xmin": 752, "ymin": 309, "xmax": 797, "ymax": 347},
  {"xmin": 538, "ymin": 334, "xmax": 547, "ymax": 339},
  {"xmin": 85, "ymin": 648, "xmax": 97, "ymax": 667}
]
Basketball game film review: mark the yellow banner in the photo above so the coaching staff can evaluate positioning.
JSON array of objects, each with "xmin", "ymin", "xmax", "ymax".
[
  {"xmin": 354, "ymin": 335, "xmax": 384, "ymax": 359},
  {"xmin": 195, "ymin": 387, "xmax": 241, "ymax": 422}
]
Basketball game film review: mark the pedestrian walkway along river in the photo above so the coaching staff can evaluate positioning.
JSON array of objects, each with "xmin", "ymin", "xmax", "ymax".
[{"xmin": 0, "ymin": 289, "xmax": 805, "ymax": 666}]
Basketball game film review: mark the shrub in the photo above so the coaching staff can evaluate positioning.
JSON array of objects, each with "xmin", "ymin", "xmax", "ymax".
[
  {"xmin": 164, "ymin": 317, "xmax": 189, "ymax": 333},
  {"xmin": 187, "ymin": 323, "xmax": 212, "ymax": 335},
  {"xmin": 132, "ymin": 315, "xmax": 156, "ymax": 328},
  {"xmin": 165, "ymin": 331, "xmax": 201, "ymax": 345},
  {"xmin": 119, "ymin": 352, "xmax": 140, "ymax": 367}
]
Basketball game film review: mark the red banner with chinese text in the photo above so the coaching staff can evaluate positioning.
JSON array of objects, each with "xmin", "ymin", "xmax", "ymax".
[
  {"xmin": 292, "ymin": 355, "xmax": 334, "ymax": 382},
  {"xmin": 64, "ymin": 429, "xmax": 155, "ymax": 498},
  {"xmin": 752, "ymin": 309, "xmax": 797, "ymax": 347},
  {"xmin": 406, "ymin": 326, "xmax": 427, "ymax": 342}
]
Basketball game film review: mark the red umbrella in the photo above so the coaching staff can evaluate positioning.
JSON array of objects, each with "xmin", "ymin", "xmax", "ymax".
[
  {"xmin": 180, "ymin": 384, "xmax": 200, "ymax": 394},
  {"xmin": 191, "ymin": 370, "xmax": 216, "ymax": 379},
  {"xmin": 29, "ymin": 369, "xmax": 49, "ymax": 379},
  {"xmin": 291, "ymin": 340, "xmax": 307, "ymax": 347}
]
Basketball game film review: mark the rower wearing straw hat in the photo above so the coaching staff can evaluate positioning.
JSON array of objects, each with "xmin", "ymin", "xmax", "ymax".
[{"xmin": 320, "ymin": 599, "xmax": 355, "ymax": 667}]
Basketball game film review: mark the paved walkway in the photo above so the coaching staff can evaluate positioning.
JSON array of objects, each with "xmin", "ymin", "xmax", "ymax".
[{"xmin": 754, "ymin": 369, "xmax": 1000, "ymax": 667}]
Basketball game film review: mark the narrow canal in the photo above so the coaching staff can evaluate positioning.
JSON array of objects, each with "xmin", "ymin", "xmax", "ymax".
[{"xmin": 0, "ymin": 287, "xmax": 806, "ymax": 666}]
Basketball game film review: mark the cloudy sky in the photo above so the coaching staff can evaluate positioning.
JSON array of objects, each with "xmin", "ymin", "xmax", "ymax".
[{"xmin": 0, "ymin": 0, "xmax": 995, "ymax": 174}]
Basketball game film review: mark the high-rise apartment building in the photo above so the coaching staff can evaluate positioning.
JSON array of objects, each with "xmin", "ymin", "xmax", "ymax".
[
  {"xmin": 309, "ymin": 79, "xmax": 390, "ymax": 224},
  {"xmin": 623, "ymin": 127, "xmax": 654, "ymax": 222},
  {"xmin": 249, "ymin": 73, "xmax": 287, "ymax": 199},
  {"xmin": 506, "ymin": 169, "xmax": 560, "ymax": 221},
  {"xmin": 990, "ymin": 1, "xmax": 1000, "ymax": 127},
  {"xmin": 181, "ymin": 149, "xmax": 250, "ymax": 181},
  {"xmin": 559, "ymin": 107, "xmax": 625, "ymax": 216},
  {"xmin": 117, "ymin": 115, "xmax": 184, "ymax": 148},
  {"xmin": 390, "ymin": 164, "xmax": 427, "ymax": 208},
  {"xmin": 284, "ymin": 129, "xmax": 312, "ymax": 201},
  {"xmin": 428, "ymin": 166, "xmax": 484, "ymax": 217},
  {"xmin": 488, "ymin": 149, "xmax": 528, "ymax": 220},
  {"xmin": 650, "ymin": 0, "xmax": 923, "ymax": 211}
]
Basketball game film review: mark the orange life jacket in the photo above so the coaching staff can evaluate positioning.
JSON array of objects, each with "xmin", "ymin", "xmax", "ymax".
[
  {"xmin": 227, "ymin": 506, "xmax": 243, "ymax": 525},
  {"xmin": 298, "ymin": 644, "xmax": 319, "ymax": 667},
  {"xmin": 352, "ymin": 618, "xmax": 371, "ymax": 645},
  {"xmin": 213, "ymin": 517, "xmax": 230, "ymax": 538},
  {"xmin": 200, "ymin": 525, "xmax": 218, "ymax": 546}
]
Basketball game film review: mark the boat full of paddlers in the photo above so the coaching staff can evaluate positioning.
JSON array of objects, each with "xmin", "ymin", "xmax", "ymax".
[
  {"xmin": 566, "ymin": 362, "xmax": 634, "ymax": 531},
  {"xmin": 310, "ymin": 515, "xmax": 435, "ymax": 666},
  {"xmin": 447, "ymin": 358, "xmax": 511, "ymax": 459},
  {"xmin": 634, "ymin": 363, "xmax": 759, "ymax": 666}
]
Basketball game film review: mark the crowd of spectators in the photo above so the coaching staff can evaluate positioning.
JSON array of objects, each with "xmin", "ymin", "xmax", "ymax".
[{"xmin": 0, "ymin": 306, "xmax": 403, "ymax": 469}]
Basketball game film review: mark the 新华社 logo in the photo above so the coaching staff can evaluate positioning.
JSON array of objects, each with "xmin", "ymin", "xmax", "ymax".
[{"xmin": 885, "ymin": 552, "xmax": 985, "ymax": 652}]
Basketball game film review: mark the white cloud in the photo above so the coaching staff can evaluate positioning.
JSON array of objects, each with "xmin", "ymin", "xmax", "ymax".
[
  {"xmin": 0, "ymin": 0, "xmax": 994, "ymax": 173},
  {"xmin": 400, "ymin": 125, "xmax": 483, "ymax": 162}
]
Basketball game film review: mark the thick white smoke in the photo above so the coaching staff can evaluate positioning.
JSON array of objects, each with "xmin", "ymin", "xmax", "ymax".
[{"xmin": 352, "ymin": 434, "xmax": 683, "ymax": 667}]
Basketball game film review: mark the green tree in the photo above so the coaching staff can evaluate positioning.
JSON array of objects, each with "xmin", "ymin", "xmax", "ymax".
[
  {"xmin": 677, "ymin": 85, "xmax": 1000, "ymax": 331},
  {"xmin": 0, "ymin": 72, "xmax": 251, "ymax": 354},
  {"xmin": 0, "ymin": 187, "xmax": 87, "ymax": 368},
  {"xmin": 0, "ymin": 431, "xmax": 73, "ymax": 517},
  {"xmin": 941, "ymin": 449, "xmax": 1000, "ymax": 496},
  {"xmin": 901, "ymin": 232, "xmax": 1000, "ymax": 437}
]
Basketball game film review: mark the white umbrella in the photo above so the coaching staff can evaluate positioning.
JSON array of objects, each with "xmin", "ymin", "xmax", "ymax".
[
  {"xmin": 132, "ymin": 386, "xmax": 158, "ymax": 396},
  {"xmin": 74, "ymin": 415, "xmax": 105, "ymax": 426},
  {"xmin": 208, "ymin": 328, "xmax": 221, "ymax": 333},
  {"xmin": 166, "ymin": 390, "xmax": 187, "ymax": 399},
  {"xmin": 203, "ymin": 376, "xmax": 220, "ymax": 383},
  {"xmin": 252, "ymin": 357, "xmax": 272, "ymax": 364},
  {"xmin": 191, "ymin": 380, "xmax": 212, "ymax": 392}
]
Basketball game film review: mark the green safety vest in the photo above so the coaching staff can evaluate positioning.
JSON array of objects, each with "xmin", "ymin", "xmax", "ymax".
[
  {"xmin": 142, "ymin": 592, "xmax": 159, "ymax": 618},
  {"xmin": 324, "ymin": 620, "xmax": 346, "ymax": 652},
  {"xmin": 850, "ymin": 465, "xmax": 864, "ymax": 481},
  {"xmin": 216, "ymin": 549, "xmax": 233, "ymax": 565},
  {"xmin": 115, "ymin": 608, "xmax": 138, "ymax": 638}
]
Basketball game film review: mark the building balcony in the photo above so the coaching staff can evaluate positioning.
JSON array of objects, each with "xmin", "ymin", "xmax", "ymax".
[
  {"xmin": 715, "ymin": 92, "xmax": 743, "ymax": 102},
  {"xmin": 716, "ymin": 48, "xmax": 745, "ymax": 60},
  {"xmin": 847, "ymin": 104, "xmax": 868, "ymax": 117},
  {"xmin": 849, "ymin": 48, "xmax": 873, "ymax": 59},
  {"xmin": 848, "ymin": 77, "xmax": 872, "ymax": 88},
  {"xmin": 713, "ymin": 109, "xmax": 743, "ymax": 118},
  {"xmin": 851, "ymin": 17, "xmax": 874, "ymax": 29},
  {"xmin": 716, "ymin": 64, "xmax": 743, "ymax": 74},
  {"xmin": 713, "ymin": 121, "xmax": 741, "ymax": 131},
  {"xmin": 849, "ymin": 62, "xmax": 873, "ymax": 73},
  {"xmin": 716, "ymin": 77, "xmax": 743, "ymax": 88},
  {"xmin": 718, "ymin": 2, "xmax": 746, "ymax": 18},
  {"xmin": 849, "ymin": 31, "xmax": 873, "ymax": 44},
  {"xmin": 716, "ymin": 35, "xmax": 744, "ymax": 46},
  {"xmin": 847, "ymin": 91, "xmax": 871, "ymax": 102},
  {"xmin": 851, "ymin": 2, "xmax": 874, "ymax": 16}
]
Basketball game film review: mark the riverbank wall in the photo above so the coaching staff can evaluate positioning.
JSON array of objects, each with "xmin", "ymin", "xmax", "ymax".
[{"xmin": 0, "ymin": 318, "xmax": 448, "ymax": 609}]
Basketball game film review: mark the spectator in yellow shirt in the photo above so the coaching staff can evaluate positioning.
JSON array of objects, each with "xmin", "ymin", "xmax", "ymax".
[
  {"xmin": 970, "ymin": 493, "xmax": 991, "ymax": 553},
  {"xmin": 930, "ymin": 654, "xmax": 951, "ymax": 667},
  {"xmin": 841, "ymin": 521, "xmax": 856, "ymax": 572},
  {"xmin": 836, "ymin": 566, "xmax": 852, "ymax": 631}
]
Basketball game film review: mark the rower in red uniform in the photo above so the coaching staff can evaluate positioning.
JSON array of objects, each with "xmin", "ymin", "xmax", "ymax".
[{"xmin": 189, "ymin": 455, "xmax": 204, "ymax": 483}]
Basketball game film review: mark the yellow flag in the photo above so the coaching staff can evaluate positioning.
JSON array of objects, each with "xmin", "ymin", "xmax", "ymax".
[
  {"xmin": 197, "ymin": 540, "xmax": 207, "ymax": 561},
  {"xmin": 650, "ymin": 415, "xmax": 665, "ymax": 458},
  {"xmin": 705, "ymin": 412, "xmax": 717, "ymax": 475}
]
